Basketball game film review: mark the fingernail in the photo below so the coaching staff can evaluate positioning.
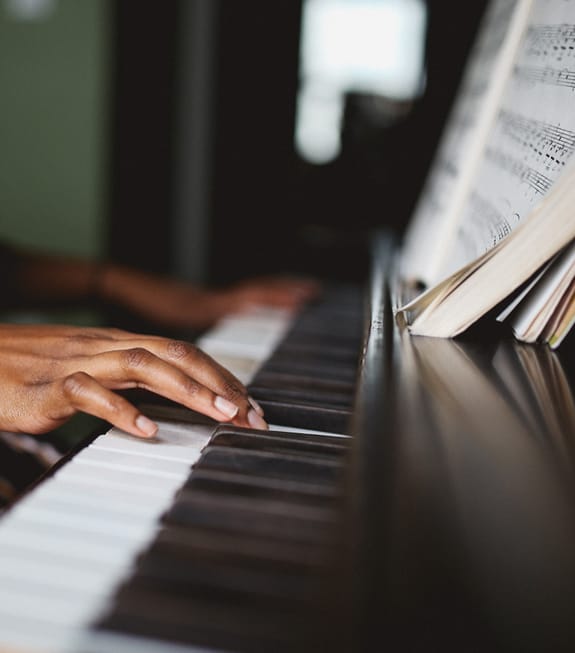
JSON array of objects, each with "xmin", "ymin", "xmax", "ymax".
[
  {"xmin": 214, "ymin": 395, "xmax": 239, "ymax": 419},
  {"xmin": 248, "ymin": 408, "xmax": 268, "ymax": 430},
  {"xmin": 136, "ymin": 414, "xmax": 158, "ymax": 437},
  {"xmin": 248, "ymin": 396, "xmax": 264, "ymax": 416}
]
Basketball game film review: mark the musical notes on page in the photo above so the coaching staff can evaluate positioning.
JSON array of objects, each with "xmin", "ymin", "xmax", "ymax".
[
  {"xmin": 400, "ymin": 0, "xmax": 524, "ymax": 286},
  {"xmin": 498, "ymin": 110, "xmax": 575, "ymax": 171},
  {"xmin": 443, "ymin": 0, "xmax": 575, "ymax": 279},
  {"xmin": 514, "ymin": 64, "xmax": 575, "ymax": 88},
  {"xmin": 524, "ymin": 22, "xmax": 575, "ymax": 62}
]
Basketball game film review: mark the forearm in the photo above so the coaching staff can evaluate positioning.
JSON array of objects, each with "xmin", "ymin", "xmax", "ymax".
[
  {"xmin": 9, "ymin": 247, "xmax": 222, "ymax": 326},
  {"xmin": 17, "ymin": 250, "xmax": 101, "ymax": 305},
  {"xmin": 97, "ymin": 264, "xmax": 227, "ymax": 328}
]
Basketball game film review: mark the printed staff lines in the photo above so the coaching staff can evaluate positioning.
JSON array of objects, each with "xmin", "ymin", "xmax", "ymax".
[
  {"xmin": 514, "ymin": 63, "xmax": 575, "ymax": 88},
  {"xmin": 498, "ymin": 110, "xmax": 575, "ymax": 168},
  {"xmin": 525, "ymin": 23, "xmax": 575, "ymax": 62},
  {"xmin": 460, "ymin": 193, "xmax": 512, "ymax": 251},
  {"xmin": 485, "ymin": 147, "xmax": 553, "ymax": 195}
]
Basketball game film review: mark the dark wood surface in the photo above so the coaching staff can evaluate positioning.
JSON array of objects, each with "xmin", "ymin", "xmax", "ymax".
[{"xmin": 344, "ymin": 237, "xmax": 575, "ymax": 652}]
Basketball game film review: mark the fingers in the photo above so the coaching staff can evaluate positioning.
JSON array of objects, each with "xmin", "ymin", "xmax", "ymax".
[
  {"xmin": 2, "ymin": 326, "xmax": 248, "ymax": 417},
  {"xmin": 234, "ymin": 278, "xmax": 322, "ymax": 311},
  {"xmin": 145, "ymin": 339, "xmax": 270, "ymax": 430},
  {"xmin": 67, "ymin": 346, "xmax": 267, "ymax": 430},
  {"xmin": 50, "ymin": 371, "xmax": 159, "ymax": 439},
  {"xmin": 0, "ymin": 325, "xmax": 270, "ymax": 436},
  {"xmin": 76, "ymin": 336, "xmax": 269, "ymax": 429}
]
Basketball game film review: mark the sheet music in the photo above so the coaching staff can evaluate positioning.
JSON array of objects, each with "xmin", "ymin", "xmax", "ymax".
[
  {"xmin": 444, "ymin": 0, "xmax": 575, "ymax": 277},
  {"xmin": 400, "ymin": 0, "xmax": 527, "ymax": 286}
]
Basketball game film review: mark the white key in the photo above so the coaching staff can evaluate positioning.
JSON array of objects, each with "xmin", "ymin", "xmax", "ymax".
[
  {"xmin": 195, "ymin": 349, "xmax": 261, "ymax": 384},
  {"xmin": 55, "ymin": 460, "xmax": 185, "ymax": 493},
  {"xmin": 97, "ymin": 420, "xmax": 213, "ymax": 453},
  {"xmin": 73, "ymin": 630, "xmax": 215, "ymax": 653},
  {"xmin": 76, "ymin": 445, "xmax": 192, "ymax": 477},
  {"xmin": 197, "ymin": 309, "xmax": 292, "ymax": 359},
  {"xmin": 4, "ymin": 502, "xmax": 158, "ymax": 541},
  {"xmin": 69, "ymin": 448, "xmax": 188, "ymax": 480},
  {"xmin": 0, "ymin": 520, "xmax": 138, "ymax": 568},
  {"xmin": 0, "ymin": 614, "xmax": 86, "ymax": 653},
  {"xmin": 20, "ymin": 477, "xmax": 170, "ymax": 516}
]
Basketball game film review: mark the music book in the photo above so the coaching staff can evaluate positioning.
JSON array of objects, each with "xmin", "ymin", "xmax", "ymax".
[{"xmin": 395, "ymin": 0, "xmax": 575, "ymax": 348}]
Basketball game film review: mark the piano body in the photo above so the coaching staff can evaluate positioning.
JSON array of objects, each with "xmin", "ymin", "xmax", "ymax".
[{"xmin": 0, "ymin": 235, "xmax": 575, "ymax": 652}]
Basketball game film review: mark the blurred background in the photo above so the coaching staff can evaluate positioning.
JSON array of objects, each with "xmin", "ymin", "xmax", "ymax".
[
  {"xmin": 0, "ymin": 0, "xmax": 489, "ymax": 491},
  {"xmin": 0, "ymin": 0, "xmax": 488, "ymax": 313}
]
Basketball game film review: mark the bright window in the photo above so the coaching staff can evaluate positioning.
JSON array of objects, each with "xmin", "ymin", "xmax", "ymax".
[{"xmin": 295, "ymin": 0, "xmax": 427, "ymax": 163}]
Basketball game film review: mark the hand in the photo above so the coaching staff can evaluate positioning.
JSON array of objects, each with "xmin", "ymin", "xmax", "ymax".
[
  {"xmin": 0, "ymin": 324, "xmax": 267, "ymax": 438},
  {"xmin": 223, "ymin": 275, "xmax": 322, "ymax": 314},
  {"xmin": 99, "ymin": 266, "xmax": 321, "ymax": 329}
]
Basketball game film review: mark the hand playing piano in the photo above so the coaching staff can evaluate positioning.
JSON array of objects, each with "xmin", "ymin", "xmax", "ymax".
[
  {"xmin": 0, "ymin": 323, "xmax": 267, "ymax": 439},
  {"xmin": 95, "ymin": 267, "xmax": 322, "ymax": 329}
]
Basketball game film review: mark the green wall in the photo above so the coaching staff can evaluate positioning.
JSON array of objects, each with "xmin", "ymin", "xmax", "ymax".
[{"xmin": 0, "ymin": 0, "xmax": 110, "ymax": 258}]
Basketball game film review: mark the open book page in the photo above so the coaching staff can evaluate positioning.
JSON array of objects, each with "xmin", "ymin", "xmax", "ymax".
[
  {"xmin": 400, "ymin": 0, "xmax": 531, "ymax": 287},
  {"xmin": 495, "ymin": 257, "xmax": 553, "ymax": 322},
  {"xmin": 398, "ymin": 155, "xmax": 575, "ymax": 336},
  {"xmin": 440, "ymin": 0, "xmax": 575, "ymax": 280},
  {"xmin": 508, "ymin": 240, "xmax": 575, "ymax": 342}
]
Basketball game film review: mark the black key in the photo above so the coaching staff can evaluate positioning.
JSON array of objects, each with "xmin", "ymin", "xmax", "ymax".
[
  {"xmin": 99, "ymin": 586, "xmax": 328, "ymax": 653},
  {"xmin": 257, "ymin": 358, "xmax": 358, "ymax": 382},
  {"xmin": 132, "ymin": 547, "xmax": 325, "ymax": 605},
  {"xmin": 163, "ymin": 490, "xmax": 338, "ymax": 544},
  {"xmin": 252, "ymin": 399, "xmax": 352, "ymax": 434},
  {"xmin": 209, "ymin": 428, "xmax": 349, "ymax": 456},
  {"xmin": 181, "ymin": 467, "xmax": 342, "ymax": 499},
  {"xmin": 194, "ymin": 446, "xmax": 345, "ymax": 483},
  {"xmin": 250, "ymin": 371, "xmax": 356, "ymax": 395},
  {"xmin": 248, "ymin": 384, "xmax": 354, "ymax": 409},
  {"xmin": 148, "ymin": 523, "xmax": 338, "ymax": 569}
]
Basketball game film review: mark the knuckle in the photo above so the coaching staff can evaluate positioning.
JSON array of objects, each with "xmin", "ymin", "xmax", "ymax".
[
  {"xmin": 166, "ymin": 340, "xmax": 195, "ymax": 361},
  {"xmin": 182, "ymin": 377, "xmax": 201, "ymax": 398},
  {"xmin": 102, "ymin": 395, "xmax": 125, "ymax": 417},
  {"xmin": 61, "ymin": 372, "xmax": 90, "ymax": 400},
  {"xmin": 30, "ymin": 359, "xmax": 60, "ymax": 386},
  {"xmin": 122, "ymin": 347, "xmax": 152, "ymax": 369},
  {"xmin": 221, "ymin": 379, "xmax": 244, "ymax": 402}
]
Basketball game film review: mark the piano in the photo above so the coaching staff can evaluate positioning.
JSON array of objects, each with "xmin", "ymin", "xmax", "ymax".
[{"xmin": 1, "ymin": 233, "xmax": 575, "ymax": 653}]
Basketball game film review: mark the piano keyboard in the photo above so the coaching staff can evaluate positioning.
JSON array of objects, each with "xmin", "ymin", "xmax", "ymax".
[{"xmin": 0, "ymin": 284, "xmax": 363, "ymax": 653}]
